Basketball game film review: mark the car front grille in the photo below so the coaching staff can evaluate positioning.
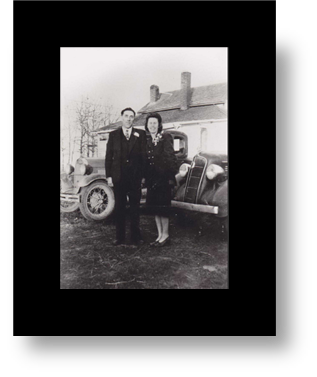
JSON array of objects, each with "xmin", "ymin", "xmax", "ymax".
[{"xmin": 183, "ymin": 155, "xmax": 207, "ymax": 203}]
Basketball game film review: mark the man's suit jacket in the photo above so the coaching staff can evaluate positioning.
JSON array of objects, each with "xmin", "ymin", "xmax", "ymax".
[{"xmin": 105, "ymin": 127, "xmax": 147, "ymax": 186}]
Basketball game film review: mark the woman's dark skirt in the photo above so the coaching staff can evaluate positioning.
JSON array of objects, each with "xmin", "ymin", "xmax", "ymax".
[{"xmin": 145, "ymin": 181, "xmax": 173, "ymax": 217}]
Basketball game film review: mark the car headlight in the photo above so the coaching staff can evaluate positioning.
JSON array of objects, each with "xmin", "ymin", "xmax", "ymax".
[
  {"xmin": 179, "ymin": 163, "xmax": 191, "ymax": 177},
  {"xmin": 65, "ymin": 163, "xmax": 74, "ymax": 175},
  {"xmin": 78, "ymin": 158, "xmax": 92, "ymax": 175},
  {"xmin": 206, "ymin": 164, "xmax": 224, "ymax": 180},
  {"xmin": 79, "ymin": 164, "xmax": 87, "ymax": 175}
]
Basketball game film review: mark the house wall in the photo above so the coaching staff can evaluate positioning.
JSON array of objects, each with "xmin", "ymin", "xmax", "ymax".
[
  {"xmin": 97, "ymin": 133, "xmax": 109, "ymax": 158},
  {"xmin": 205, "ymin": 121, "xmax": 228, "ymax": 153},
  {"xmin": 97, "ymin": 120, "xmax": 227, "ymax": 159}
]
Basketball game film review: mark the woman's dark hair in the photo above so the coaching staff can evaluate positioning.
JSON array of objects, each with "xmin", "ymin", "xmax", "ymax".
[
  {"xmin": 145, "ymin": 112, "xmax": 163, "ymax": 134},
  {"xmin": 121, "ymin": 107, "xmax": 135, "ymax": 116}
]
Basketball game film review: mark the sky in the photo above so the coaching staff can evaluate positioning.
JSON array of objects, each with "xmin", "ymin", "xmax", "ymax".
[
  {"xmin": 60, "ymin": 47, "xmax": 228, "ymax": 165},
  {"xmin": 61, "ymin": 47, "xmax": 228, "ymax": 123}
]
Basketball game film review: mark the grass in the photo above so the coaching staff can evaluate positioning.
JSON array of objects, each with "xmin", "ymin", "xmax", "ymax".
[{"xmin": 60, "ymin": 209, "xmax": 228, "ymax": 289}]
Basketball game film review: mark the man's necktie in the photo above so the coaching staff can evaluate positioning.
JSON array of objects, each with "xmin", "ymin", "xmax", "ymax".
[{"xmin": 125, "ymin": 130, "xmax": 130, "ymax": 140}]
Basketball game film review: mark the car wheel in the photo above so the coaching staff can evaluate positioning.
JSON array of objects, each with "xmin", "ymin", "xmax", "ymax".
[
  {"xmin": 60, "ymin": 180, "xmax": 79, "ymax": 213},
  {"xmin": 79, "ymin": 180, "xmax": 115, "ymax": 221}
]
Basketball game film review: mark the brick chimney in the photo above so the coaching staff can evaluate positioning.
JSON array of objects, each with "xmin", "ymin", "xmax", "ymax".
[
  {"xmin": 180, "ymin": 72, "xmax": 191, "ymax": 110},
  {"xmin": 150, "ymin": 85, "xmax": 159, "ymax": 102}
]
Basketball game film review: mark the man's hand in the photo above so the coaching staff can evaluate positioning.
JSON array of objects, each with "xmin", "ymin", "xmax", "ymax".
[{"xmin": 107, "ymin": 177, "xmax": 114, "ymax": 187}]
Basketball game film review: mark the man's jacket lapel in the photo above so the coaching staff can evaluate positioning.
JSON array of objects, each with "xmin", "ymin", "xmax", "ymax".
[
  {"xmin": 128, "ymin": 128, "xmax": 137, "ymax": 154},
  {"xmin": 114, "ymin": 128, "xmax": 122, "ymax": 157}
]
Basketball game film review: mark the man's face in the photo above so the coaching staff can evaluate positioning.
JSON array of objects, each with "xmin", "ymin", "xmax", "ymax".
[{"xmin": 121, "ymin": 110, "xmax": 135, "ymax": 128}]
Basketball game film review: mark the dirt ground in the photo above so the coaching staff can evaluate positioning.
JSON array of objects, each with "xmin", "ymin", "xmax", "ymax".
[{"xmin": 60, "ymin": 208, "xmax": 228, "ymax": 289}]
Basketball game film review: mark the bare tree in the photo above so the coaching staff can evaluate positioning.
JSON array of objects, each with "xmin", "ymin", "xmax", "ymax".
[
  {"xmin": 75, "ymin": 100, "xmax": 90, "ymax": 156},
  {"xmin": 61, "ymin": 137, "xmax": 66, "ymax": 172},
  {"xmin": 61, "ymin": 97, "xmax": 120, "ymax": 164},
  {"xmin": 74, "ymin": 97, "xmax": 120, "ymax": 158},
  {"xmin": 101, "ymin": 104, "xmax": 120, "ymax": 127},
  {"xmin": 61, "ymin": 102, "xmax": 86, "ymax": 170}
]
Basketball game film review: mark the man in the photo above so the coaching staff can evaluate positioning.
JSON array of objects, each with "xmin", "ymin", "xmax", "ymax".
[{"xmin": 106, "ymin": 107, "xmax": 147, "ymax": 246}]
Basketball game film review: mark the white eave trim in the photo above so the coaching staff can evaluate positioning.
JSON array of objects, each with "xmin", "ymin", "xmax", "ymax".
[
  {"xmin": 162, "ymin": 118, "xmax": 227, "ymax": 129},
  {"xmin": 96, "ymin": 118, "xmax": 227, "ymax": 134}
]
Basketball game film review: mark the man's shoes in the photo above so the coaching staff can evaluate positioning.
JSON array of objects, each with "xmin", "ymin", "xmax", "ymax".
[
  {"xmin": 112, "ymin": 239, "xmax": 125, "ymax": 246},
  {"xmin": 156, "ymin": 237, "xmax": 171, "ymax": 247}
]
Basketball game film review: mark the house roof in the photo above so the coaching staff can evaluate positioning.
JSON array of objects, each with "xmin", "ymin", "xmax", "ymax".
[
  {"xmin": 138, "ymin": 82, "xmax": 227, "ymax": 113},
  {"xmin": 97, "ymin": 104, "xmax": 227, "ymax": 133},
  {"xmin": 97, "ymin": 81, "xmax": 227, "ymax": 133}
]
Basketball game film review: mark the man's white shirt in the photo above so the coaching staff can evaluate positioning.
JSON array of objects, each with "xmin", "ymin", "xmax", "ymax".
[{"xmin": 122, "ymin": 126, "xmax": 132, "ymax": 139}]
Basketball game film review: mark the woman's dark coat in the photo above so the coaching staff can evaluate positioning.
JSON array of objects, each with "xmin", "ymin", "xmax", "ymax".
[
  {"xmin": 146, "ymin": 132, "xmax": 178, "ymax": 186},
  {"xmin": 145, "ymin": 132, "xmax": 178, "ymax": 215}
]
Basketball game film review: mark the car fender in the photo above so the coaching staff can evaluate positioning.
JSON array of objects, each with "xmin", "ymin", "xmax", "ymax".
[
  {"xmin": 175, "ymin": 173, "xmax": 187, "ymax": 187},
  {"xmin": 78, "ymin": 174, "xmax": 109, "ymax": 189},
  {"xmin": 174, "ymin": 182, "xmax": 186, "ymax": 201},
  {"xmin": 60, "ymin": 173, "xmax": 76, "ymax": 193},
  {"xmin": 212, "ymin": 180, "xmax": 228, "ymax": 217}
]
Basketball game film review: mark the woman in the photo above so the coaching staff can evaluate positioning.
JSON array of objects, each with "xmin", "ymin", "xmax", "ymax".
[{"xmin": 145, "ymin": 112, "xmax": 178, "ymax": 247}]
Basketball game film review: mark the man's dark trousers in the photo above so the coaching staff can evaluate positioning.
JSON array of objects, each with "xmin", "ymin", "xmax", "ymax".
[
  {"xmin": 114, "ymin": 180, "xmax": 142, "ymax": 243},
  {"xmin": 105, "ymin": 126, "xmax": 146, "ymax": 243}
]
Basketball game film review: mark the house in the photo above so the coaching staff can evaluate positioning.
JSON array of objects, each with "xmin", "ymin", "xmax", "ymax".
[{"xmin": 97, "ymin": 72, "xmax": 227, "ymax": 158}]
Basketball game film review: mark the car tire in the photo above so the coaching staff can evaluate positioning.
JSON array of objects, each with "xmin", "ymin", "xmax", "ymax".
[{"xmin": 79, "ymin": 180, "xmax": 115, "ymax": 221}]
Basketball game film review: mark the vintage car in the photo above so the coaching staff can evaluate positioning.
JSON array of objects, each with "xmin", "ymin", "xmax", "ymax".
[
  {"xmin": 172, "ymin": 152, "xmax": 228, "ymax": 234},
  {"xmin": 60, "ymin": 130, "xmax": 189, "ymax": 221}
]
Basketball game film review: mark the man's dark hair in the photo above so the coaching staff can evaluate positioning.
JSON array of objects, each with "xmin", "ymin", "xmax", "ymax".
[
  {"xmin": 121, "ymin": 107, "xmax": 136, "ymax": 116},
  {"xmin": 145, "ymin": 112, "xmax": 163, "ymax": 134}
]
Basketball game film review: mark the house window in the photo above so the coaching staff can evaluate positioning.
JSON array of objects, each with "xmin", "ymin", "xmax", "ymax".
[{"xmin": 200, "ymin": 128, "xmax": 207, "ymax": 152}]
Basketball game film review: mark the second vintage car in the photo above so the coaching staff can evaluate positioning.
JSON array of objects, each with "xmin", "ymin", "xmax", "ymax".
[{"xmin": 172, "ymin": 152, "xmax": 228, "ymax": 234}]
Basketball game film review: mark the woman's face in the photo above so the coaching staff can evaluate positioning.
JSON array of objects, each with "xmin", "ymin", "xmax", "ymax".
[{"xmin": 147, "ymin": 117, "xmax": 159, "ymax": 134}]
